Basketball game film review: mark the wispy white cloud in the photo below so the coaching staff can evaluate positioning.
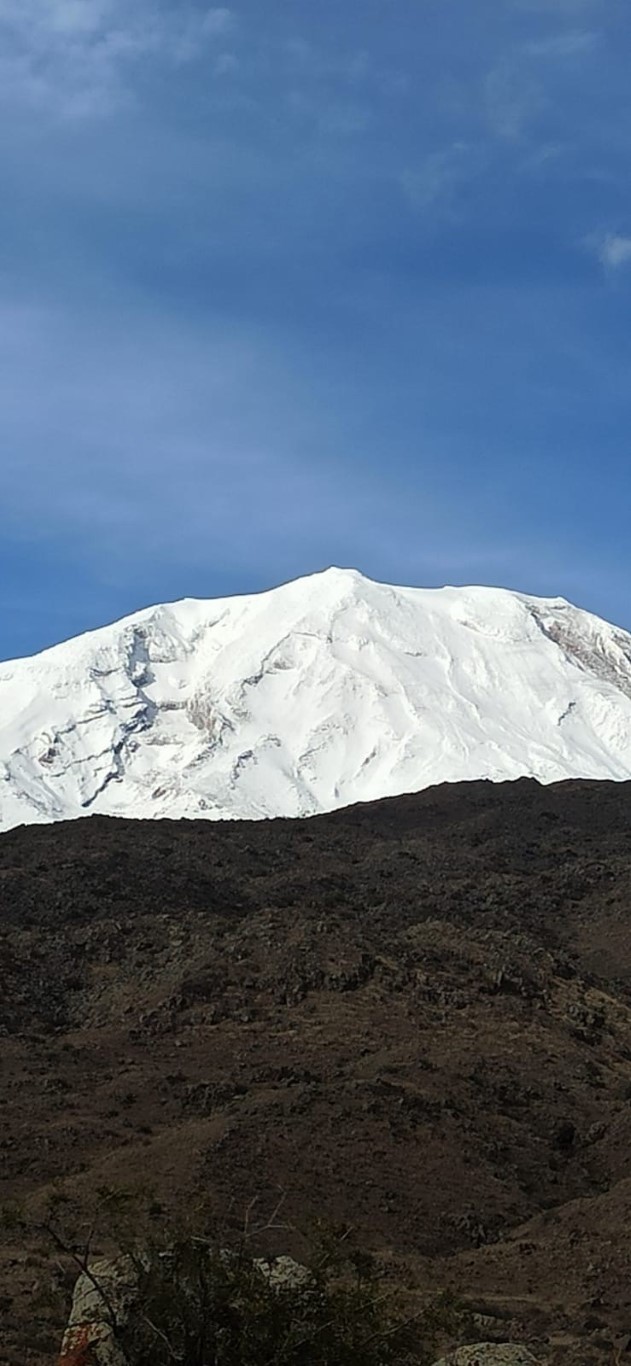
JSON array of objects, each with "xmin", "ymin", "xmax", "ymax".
[
  {"xmin": 401, "ymin": 142, "xmax": 482, "ymax": 211},
  {"xmin": 522, "ymin": 29, "xmax": 598, "ymax": 57},
  {"xmin": 0, "ymin": 1, "xmax": 236, "ymax": 118},
  {"xmin": 512, "ymin": 0, "xmax": 600, "ymax": 11},
  {"xmin": 213, "ymin": 51, "xmax": 239, "ymax": 77},
  {"xmin": 201, "ymin": 8, "xmax": 234, "ymax": 37},
  {"xmin": 484, "ymin": 59, "xmax": 545, "ymax": 140},
  {"xmin": 279, "ymin": 41, "xmax": 375, "ymax": 139},
  {"xmin": 282, "ymin": 38, "xmax": 371, "ymax": 88},
  {"xmin": 0, "ymin": 0, "xmax": 108, "ymax": 34},
  {"xmin": 483, "ymin": 24, "xmax": 596, "ymax": 143},
  {"xmin": 519, "ymin": 140, "xmax": 567, "ymax": 172},
  {"xmin": 598, "ymin": 233, "xmax": 631, "ymax": 269}
]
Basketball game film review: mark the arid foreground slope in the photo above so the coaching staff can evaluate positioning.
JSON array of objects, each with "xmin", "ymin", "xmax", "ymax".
[{"xmin": 2, "ymin": 778, "xmax": 631, "ymax": 1363}]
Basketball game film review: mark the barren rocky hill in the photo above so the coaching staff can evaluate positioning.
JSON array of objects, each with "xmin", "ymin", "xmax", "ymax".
[{"xmin": 2, "ymin": 777, "xmax": 631, "ymax": 1363}]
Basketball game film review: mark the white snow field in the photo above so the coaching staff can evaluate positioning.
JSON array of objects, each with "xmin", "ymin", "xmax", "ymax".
[{"xmin": 1, "ymin": 567, "xmax": 631, "ymax": 832}]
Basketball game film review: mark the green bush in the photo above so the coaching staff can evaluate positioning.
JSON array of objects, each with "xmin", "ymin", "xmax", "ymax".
[
  {"xmin": 2, "ymin": 1189, "xmax": 467, "ymax": 1366},
  {"xmin": 118, "ymin": 1241, "xmax": 446, "ymax": 1366}
]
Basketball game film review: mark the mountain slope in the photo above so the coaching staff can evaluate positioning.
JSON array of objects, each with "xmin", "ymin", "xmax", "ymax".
[
  {"xmin": 2, "ymin": 567, "xmax": 631, "ymax": 831},
  {"xmin": 3, "ymin": 778, "xmax": 631, "ymax": 1366}
]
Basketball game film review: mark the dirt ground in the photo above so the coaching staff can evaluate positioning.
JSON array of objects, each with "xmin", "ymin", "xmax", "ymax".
[{"xmin": 2, "ymin": 777, "xmax": 631, "ymax": 1363}]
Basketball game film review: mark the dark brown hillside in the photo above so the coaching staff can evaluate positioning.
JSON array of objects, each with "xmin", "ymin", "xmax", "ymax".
[{"xmin": 2, "ymin": 777, "xmax": 631, "ymax": 1363}]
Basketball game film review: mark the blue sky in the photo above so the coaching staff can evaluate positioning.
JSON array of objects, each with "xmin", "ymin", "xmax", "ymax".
[{"xmin": 2, "ymin": 0, "xmax": 631, "ymax": 658}]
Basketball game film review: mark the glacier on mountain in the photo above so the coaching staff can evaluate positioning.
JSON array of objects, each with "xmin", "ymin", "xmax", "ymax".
[{"xmin": 1, "ymin": 567, "xmax": 631, "ymax": 832}]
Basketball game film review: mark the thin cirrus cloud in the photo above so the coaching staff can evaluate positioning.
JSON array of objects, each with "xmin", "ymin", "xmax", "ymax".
[
  {"xmin": 522, "ymin": 29, "xmax": 598, "ymax": 56},
  {"xmin": 512, "ymin": 0, "xmax": 600, "ymax": 11},
  {"xmin": 2, "ymin": 0, "xmax": 631, "ymax": 658},
  {"xmin": 484, "ymin": 59, "xmax": 546, "ymax": 140},
  {"xmin": 484, "ymin": 27, "xmax": 597, "ymax": 141},
  {"xmin": 0, "ymin": 0, "xmax": 236, "ymax": 115},
  {"xmin": 598, "ymin": 234, "xmax": 631, "ymax": 268},
  {"xmin": 401, "ymin": 143, "xmax": 482, "ymax": 212}
]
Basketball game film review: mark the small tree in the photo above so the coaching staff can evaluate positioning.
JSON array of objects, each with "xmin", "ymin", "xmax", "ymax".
[{"xmin": 2, "ymin": 1188, "xmax": 468, "ymax": 1366}]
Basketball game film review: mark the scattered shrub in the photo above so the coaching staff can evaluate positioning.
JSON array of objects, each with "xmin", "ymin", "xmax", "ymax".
[{"xmin": 2, "ymin": 1188, "xmax": 467, "ymax": 1366}]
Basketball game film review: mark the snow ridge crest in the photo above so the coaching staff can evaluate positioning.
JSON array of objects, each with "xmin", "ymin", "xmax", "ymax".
[{"xmin": 1, "ymin": 568, "xmax": 631, "ymax": 831}]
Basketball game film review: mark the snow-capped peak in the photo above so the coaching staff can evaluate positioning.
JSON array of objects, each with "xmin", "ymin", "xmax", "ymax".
[{"xmin": 2, "ymin": 568, "xmax": 631, "ymax": 832}]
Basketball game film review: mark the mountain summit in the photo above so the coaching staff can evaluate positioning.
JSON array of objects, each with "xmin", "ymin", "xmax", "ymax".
[{"xmin": 2, "ymin": 567, "xmax": 631, "ymax": 831}]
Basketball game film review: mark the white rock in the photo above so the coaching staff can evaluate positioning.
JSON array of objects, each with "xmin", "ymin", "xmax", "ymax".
[
  {"xmin": 59, "ymin": 1249, "xmax": 313, "ymax": 1366},
  {"xmin": 59, "ymin": 1257, "xmax": 137, "ymax": 1366},
  {"xmin": 432, "ymin": 1346, "xmax": 542, "ymax": 1366},
  {"xmin": 255, "ymin": 1254, "xmax": 313, "ymax": 1289}
]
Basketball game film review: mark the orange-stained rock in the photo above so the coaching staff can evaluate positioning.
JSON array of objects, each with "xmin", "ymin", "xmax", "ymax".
[{"xmin": 58, "ymin": 1258, "xmax": 136, "ymax": 1366}]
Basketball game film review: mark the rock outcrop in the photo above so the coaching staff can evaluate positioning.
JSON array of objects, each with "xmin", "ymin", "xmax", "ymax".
[
  {"xmin": 58, "ymin": 1257, "xmax": 137, "ymax": 1366},
  {"xmin": 58, "ymin": 1252, "xmax": 312, "ymax": 1366},
  {"xmin": 432, "ymin": 1347, "xmax": 541, "ymax": 1366}
]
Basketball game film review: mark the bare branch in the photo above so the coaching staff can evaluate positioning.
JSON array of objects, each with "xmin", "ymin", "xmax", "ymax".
[
  {"xmin": 137, "ymin": 1311, "xmax": 179, "ymax": 1362},
  {"xmin": 39, "ymin": 1219, "xmax": 121, "ymax": 1340}
]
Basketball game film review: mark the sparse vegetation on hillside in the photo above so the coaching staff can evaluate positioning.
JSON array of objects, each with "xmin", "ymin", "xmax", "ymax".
[
  {"xmin": 2, "ymin": 1189, "xmax": 467, "ymax": 1366},
  {"xmin": 4, "ymin": 779, "xmax": 631, "ymax": 1364}
]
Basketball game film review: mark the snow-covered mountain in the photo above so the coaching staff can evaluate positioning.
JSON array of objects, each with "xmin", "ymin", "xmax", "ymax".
[{"xmin": 2, "ymin": 567, "xmax": 631, "ymax": 832}]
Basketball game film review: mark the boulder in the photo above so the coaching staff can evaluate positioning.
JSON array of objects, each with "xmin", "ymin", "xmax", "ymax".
[
  {"xmin": 59, "ymin": 1250, "xmax": 313, "ymax": 1366},
  {"xmin": 58, "ymin": 1257, "xmax": 138, "ymax": 1366},
  {"xmin": 432, "ymin": 1347, "xmax": 541, "ymax": 1366},
  {"xmin": 254, "ymin": 1254, "xmax": 313, "ymax": 1289}
]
